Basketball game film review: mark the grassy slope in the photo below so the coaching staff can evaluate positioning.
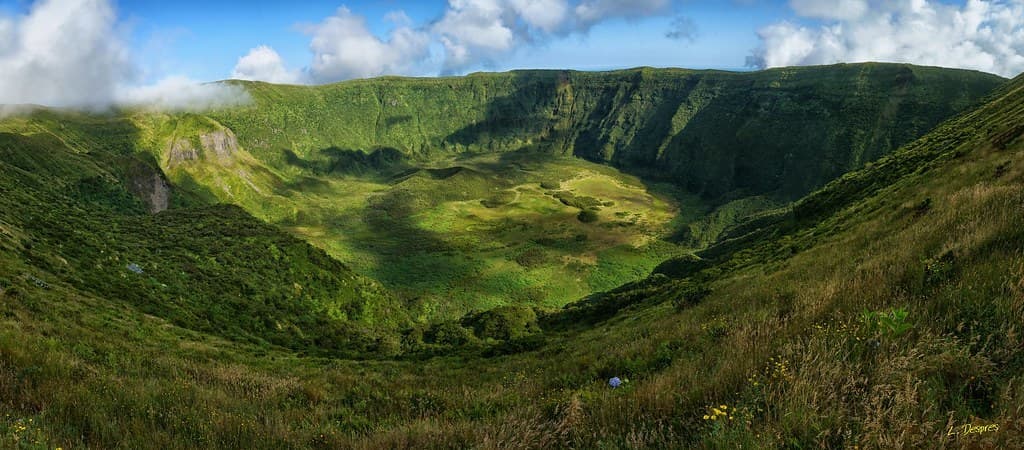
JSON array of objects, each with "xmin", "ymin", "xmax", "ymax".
[
  {"xmin": 140, "ymin": 118, "xmax": 692, "ymax": 319},
  {"xmin": 211, "ymin": 63, "xmax": 1002, "ymax": 200},
  {"xmin": 0, "ymin": 115, "xmax": 406, "ymax": 358},
  {"xmin": 126, "ymin": 64, "xmax": 1002, "ymax": 319},
  {"xmin": 0, "ymin": 70, "xmax": 1021, "ymax": 448}
]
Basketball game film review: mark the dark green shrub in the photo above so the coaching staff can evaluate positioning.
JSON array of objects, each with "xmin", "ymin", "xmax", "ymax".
[
  {"xmin": 426, "ymin": 322, "xmax": 476, "ymax": 346},
  {"xmin": 463, "ymin": 306, "xmax": 540, "ymax": 341},
  {"xmin": 553, "ymin": 191, "xmax": 603, "ymax": 209},
  {"xmin": 401, "ymin": 325, "xmax": 427, "ymax": 352},
  {"xmin": 375, "ymin": 334, "xmax": 402, "ymax": 357},
  {"xmin": 483, "ymin": 334, "xmax": 547, "ymax": 357},
  {"xmin": 577, "ymin": 210, "xmax": 599, "ymax": 223},
  {"xmin": 672, "ymin": 282, "xmax": 712, "ymax": 311},
  {"xmin": 514, "ymin": 248, "xmax": 548, "ymax": 268},
  {"xmin": 0, "ymin": 285, "xmax": 16, "ymax": 298},
  {"xmin": 480, "ymin": 191, "xmax": 516, "ymax": 208},
  {"xmin": 540, "ymin": 180, "xmax": 560, "ymax": 189},
  {"xmin": 913, "ymin": 197, "xmax": 933, "ymax": 216},
  {"xmin": 995, "ymin": 161, "xmax": 1010, "ymax": 177},
  {"xmin": 653, "ymin": 253, "xmax": 710, "ymax": 278},
  {"xmin": 649, "ymin": 341, "xmax": 677, "ymax": 371}
]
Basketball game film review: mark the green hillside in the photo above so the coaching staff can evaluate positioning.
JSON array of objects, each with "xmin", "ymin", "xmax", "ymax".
[
  {"xmin": 0, "ymin": 116, "xmax": 406, "ymax": 357},
  {"xmin": 0, "ymin": 65, "xmax": 1022, "ymax": 448},
  {"xmin": 126, "ymin": 64, "xmax": 1003, "ymax": 320},
  {"xmin": 211, "ymin": 63, "xmax": 1001, "ymax": 199}
]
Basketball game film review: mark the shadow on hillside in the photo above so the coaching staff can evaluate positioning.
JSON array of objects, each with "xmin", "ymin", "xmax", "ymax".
[
  {"xmin": 462, "ymin": 146, "xmax": 565, "ymax": 182},
  {"xmin": 444, "ymin": 71, "xmax": 569, "ymax": 152},
  {"xmin": 282, "ymin": 146, "xmax": 411, "ymax": 177},
  {"xmin": 440, "ymin": 66, "xmax": 955, "ymax": 205},
  {"xmin": 435, "ymin": 73, "xmax": 720, "ymax": 245},
  {"xmin": 0, "ymin": 116, "xmax": 205, "ymax": 214},
  {"xmin": 349, "ymin": 186, "xmax": 497, "ymax": 313},
  {"xmin": 278, "ymin": 145, "xmax": 526, "ymax": 313},
  {"xmin": 385, "ymin": 115, "xmax": 413, "ymax": 128},
  {"xmin": 169, "ymin": 170, "xmax": 223, "ymax": 207},
  {"xmin": 439, "ymin": 70, "xmax": 686, "ymax": 165},
  {"xmin": 437, "ymin": 70, "xmax": 723, "ymax": 203}
]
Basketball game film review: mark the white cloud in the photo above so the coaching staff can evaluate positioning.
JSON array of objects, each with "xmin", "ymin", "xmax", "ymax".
[
  {"xmin": 384, "ymin": 10, "xmax": 414, "ymax": 27},
  {"xmin": 232, "ymin": 45, "xmax": 304, "ymax": 84},
  {"xmin": 0, "ymin": 104, "xmax": 42, "ymax": 119},
  {"xmin": 0, "ymin": 0, "xmax": 249, "ymax": 110},
  {"xmin": 227, "ymin": 1, "xmax": 687, "ymax": 82},
  {"xmin": 0, "ymin": 0, "xmax": 131, "ymax": 108},
  {"xmin": 752, "ymin": 0, "xmax": 1024, "ymax": 77},
  {"xmin": 434, "ymin": 0, "xmax": 518, "ymax": 72},
  {"xmin": 432, "ymin": 0, "xmax": 673, "ymax": 73},
  {"xmin": 510, "ymin": 0, "xmax": 570, "ymax": 32},
  {"xmin": 305, "ymin": 6, "xmax": 432, "ymax": 82},
  {"xmin": 116, "ymin": 76, "xmax": 251, "ymax": 112},
  {"xmin": 788, "ymin": 0, "xmax": 868, "ymax": 20},
  {"xmin": 574, "ymin": 0, "xmax": 671, "ymax": 30},
  {"xmin": 0, "ymin": 17, "xmax": 15, "ymax": 55}
]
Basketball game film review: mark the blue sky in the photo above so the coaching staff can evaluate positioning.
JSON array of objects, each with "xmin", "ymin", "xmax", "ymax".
[
  {"xmin": 121, "ymin": 0, "xmax": 793, "ymax": 82},
  {"xmin": 3, "ymin": 0, "xmax": 796, "ymax": 83},
  {"xmin": 0, "ymin": 0, "xmax": 1021, "ymax": 108}
]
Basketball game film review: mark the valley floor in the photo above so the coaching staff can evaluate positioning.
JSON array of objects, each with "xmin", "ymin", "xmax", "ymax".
[{"xmin": 216, "ymin": 151, "xmax": 703, "ymax": 320}]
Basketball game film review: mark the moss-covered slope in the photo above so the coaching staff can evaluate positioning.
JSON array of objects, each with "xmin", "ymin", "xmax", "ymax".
[
  {"xmin": 212, "ymin": 63, "xmax": 1003, "ymax": 199},
  {"xmin": 0, "ymin": 116, "xmax": 406, "ymax": 356}
]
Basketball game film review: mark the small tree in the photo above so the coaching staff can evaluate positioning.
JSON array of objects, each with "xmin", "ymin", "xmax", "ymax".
[{"xmin": 577, "ymin": 210, "xmax": 599, "ymax": 223}]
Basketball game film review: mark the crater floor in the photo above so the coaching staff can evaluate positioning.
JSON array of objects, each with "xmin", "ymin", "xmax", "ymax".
[{"xmin": 276, "ymin": 151, "xmax": 700, "ymax": 320}]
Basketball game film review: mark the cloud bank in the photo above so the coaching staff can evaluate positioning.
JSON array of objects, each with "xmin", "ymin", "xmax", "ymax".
[
  {"xmin": 433, "ymin": 0, "xmax": 674, "ymax": 72},
  {"xmin": 306, "ymin": 7, "xmax": 432, "ymax": 82},
  {"xmin": 232, "ymin": 45, "xmax": 303, "ymax": 85},
  {"xmin": 751, "ymin": 0, "xmax": 1024, "ymax": 77},
  {"xmin": 116, "ymin": 76, "xmax": 251, "ymax": 112},
  {"xmin": 0, "ymin": 0, "xmax": 130, "ymax": 108},
  {"xmin": 0, "ymin": 0, "xmax": 249, "ymax": 110},
  {"xmin": 236, "ymin": 0, "xmax": 681, "ymax": 82}
]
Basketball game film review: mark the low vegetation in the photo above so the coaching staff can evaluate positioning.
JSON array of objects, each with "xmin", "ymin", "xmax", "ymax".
[{"xmin": 0, "ymin": 64, "xmax": 1020, "ymax": 448}]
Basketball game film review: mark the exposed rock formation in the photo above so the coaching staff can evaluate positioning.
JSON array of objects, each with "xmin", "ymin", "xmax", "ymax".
[
  {"xmin": 167, "ymin": 138, "xmax": 199, "ymax": 166},
  {"xmin": 127, "ymin": 163, "xmax": 170, "ymax": 213},
  {"xmin": 166, "ymin": 129, "xmax": 240, "ymax": 167},
  {"xmin": 200, "ymin": 130, "xmax": 239, "ymax": 160}
]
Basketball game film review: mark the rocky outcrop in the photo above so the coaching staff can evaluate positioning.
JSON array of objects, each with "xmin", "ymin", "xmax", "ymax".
[
  {"xmin": 200, "ymin": 130, "xmax": 239, "ymax": 160},
  {"xmin": 127, "ymin": 164, "xmax": 170, "ymax": 213},
  {"xmin": 166, "ymin": 129, "xmax": 240, "ymax": 167},
  {"xmin": 167, "ymin": 138, "xmax": 199, "ymax": 166}
]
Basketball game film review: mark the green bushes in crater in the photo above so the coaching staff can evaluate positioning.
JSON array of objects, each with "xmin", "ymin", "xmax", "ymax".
[{"xmin": 577, "ymin": 210, "xmax": 599, "ymax": 223}]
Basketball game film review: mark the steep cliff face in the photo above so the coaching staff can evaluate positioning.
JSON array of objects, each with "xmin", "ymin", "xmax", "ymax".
[
  {"xmin": 199, "ymin": 129, "xmax": 239, "ymax": 160},
  {"xmin": 166, "ymin": 138, "xmax": 199, "ymax": 166},
  {"xmin": 165, "ymin": 129, "xmax": 240, "ymax": 167},
  {"xmin": 127, "ymin": 167, "xmax": 170, "ymax": 213},
  {"xmin": 211, "ymin": 63, "xmax": 1004, "ymax": 200}
]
